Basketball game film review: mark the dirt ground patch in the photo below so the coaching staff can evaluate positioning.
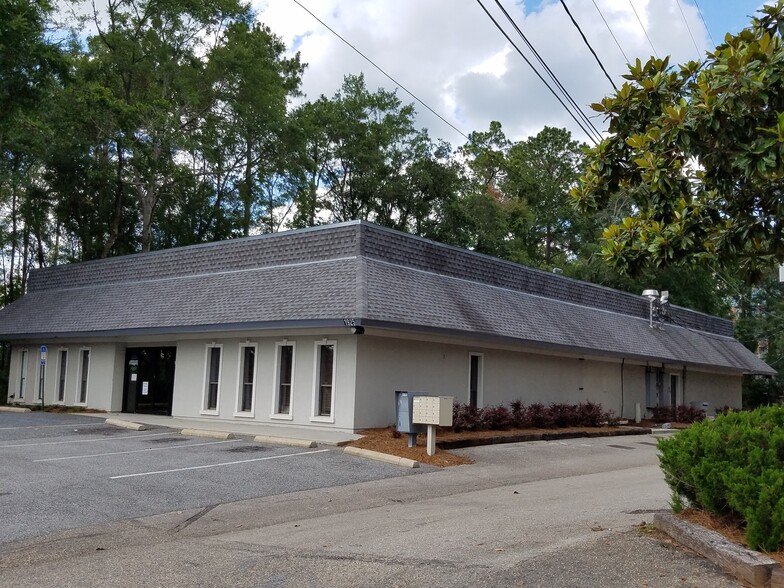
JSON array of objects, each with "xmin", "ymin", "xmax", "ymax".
[{"xmin": 347, "ymin": 425, "xmax": 640, "ymax": 468}]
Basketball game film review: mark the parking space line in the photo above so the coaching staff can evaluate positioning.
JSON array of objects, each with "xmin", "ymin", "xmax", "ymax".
[
  {"xmin": 0, "ymin": 432, "xmax": 174, "ymax": 448},
  {"xmin": 0, "ymin": 423, "xmax": 105, "ymax": 430},
  {"xmin": 110, "ymin": 448, "xmax": 330, "ymax": 479},
  {"xmin": 33, "ymin": 439, "xmax": 241, "ymax": 462}
]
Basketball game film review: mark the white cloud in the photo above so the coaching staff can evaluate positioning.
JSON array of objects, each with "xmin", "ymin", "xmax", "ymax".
[{"xmin": 255, "ymin": 0, "xmax": 712, "ymax": 146}]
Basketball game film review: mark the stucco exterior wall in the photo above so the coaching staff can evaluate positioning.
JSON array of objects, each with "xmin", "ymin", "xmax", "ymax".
[
  {"xmin": 354, "ymin": 335, "xmax": 745, "ymax": 428},
  {"xmin": 7, "ymin": 343, "xmax": 120, "ymax": 410},
  {"xmin": 684, "ymin": 370, "xmax": 742, "ymax": 413},
  {"xmin": 171, "ymin": 335, "xmax": 357, "ymax": 431}
]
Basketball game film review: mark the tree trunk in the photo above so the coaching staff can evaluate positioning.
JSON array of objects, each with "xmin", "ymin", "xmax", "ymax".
[
  {"xmin": 242, "ymin": 138, "xmax": 253, "ymax": 237},
  {"xmin": 101, "ymin": 140, "xmax": 125, "ymax": 258}
]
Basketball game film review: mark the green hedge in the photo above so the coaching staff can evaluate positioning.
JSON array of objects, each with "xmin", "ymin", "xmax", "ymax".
[{"xmin": 658, "ymin": 405, "xmax": 784, "ymax": 551}]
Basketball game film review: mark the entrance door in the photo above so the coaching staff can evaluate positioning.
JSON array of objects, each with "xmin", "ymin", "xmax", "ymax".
[{"xmin": 123, "ymin": 347, "xmax": 176, "ymax": 415}]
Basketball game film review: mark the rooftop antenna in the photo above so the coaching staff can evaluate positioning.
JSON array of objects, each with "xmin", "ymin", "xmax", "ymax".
[{"xmin": 642, "ymin": 289, "xmax": 670, "ymax": 329}]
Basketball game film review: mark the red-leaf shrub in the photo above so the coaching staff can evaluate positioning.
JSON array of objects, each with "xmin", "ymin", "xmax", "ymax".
[
  {"xmin": 481, "ymin": 405, "xmax": 514, "ymax": 430},
  {"xmin": 651, "ymin": 405, "xmax": 706, "ymax": 423}
]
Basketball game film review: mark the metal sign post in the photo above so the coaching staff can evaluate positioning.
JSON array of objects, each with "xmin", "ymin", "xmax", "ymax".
[{"xmin": 40, "ymin": 345, "xmax": 47, "ymax": 412}]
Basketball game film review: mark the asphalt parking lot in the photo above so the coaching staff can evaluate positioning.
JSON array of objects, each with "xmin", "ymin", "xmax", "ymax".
[{"xmin": 0, "ymin": 412, "xmax": 428, "ymax": 544}]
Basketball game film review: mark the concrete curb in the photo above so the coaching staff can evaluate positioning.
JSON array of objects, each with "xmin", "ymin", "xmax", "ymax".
[
  {"xmin": 180, "ymin": 428, "xmax": 234, "ymax": 440},
  {"xmin": 0, "ymin": 406, "xmax": 32, "ymax": 413},
  {"xmin": 105, "ymin": 417, "xmax": 148, "ymax": 431},
  {"xmin": 654, "ymin": 512, "xmax": 781, "ymax": 587},
  {"xmin": 437, "ymin": 426, "xmax": 652, "ymax": 450},
  {"xmin": 343, "ymin": 446, "xmax": 420, "ymax": 468},
  {"xmin": 254, "ymin": 435, "xmax": 317, "ymax": 448}
]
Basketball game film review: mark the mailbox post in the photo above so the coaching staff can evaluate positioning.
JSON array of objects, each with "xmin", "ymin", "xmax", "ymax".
[{"xmin": 412, "ymin": 396, "xmax": 454, "ymax": 456}]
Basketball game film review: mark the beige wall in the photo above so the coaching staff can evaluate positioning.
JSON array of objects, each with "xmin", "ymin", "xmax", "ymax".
[
  {"xmin": 172, "ymin": 335, "xmax": 358, "ymax": 431},
  {"xmin": 684, "ymin": 370, "xmax": 742, "ymax": 413},
  {"xmin": 7, "ymin": 343, "xmax": 121, "ymax": 410},
  {"xmin": 354, "ymin": 335, "xmax": 744, "ymax": 428}
]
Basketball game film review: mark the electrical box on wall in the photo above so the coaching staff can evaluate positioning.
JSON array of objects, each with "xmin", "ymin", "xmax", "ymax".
[{"xmin": 412, "ymin": 396, "xmax": 453, "ymax": 427}]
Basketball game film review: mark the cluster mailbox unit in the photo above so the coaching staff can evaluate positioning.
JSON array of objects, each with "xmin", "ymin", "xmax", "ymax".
[{"xmin": 412, "ymin": 395, "xmax": 454, "ymax": 456}]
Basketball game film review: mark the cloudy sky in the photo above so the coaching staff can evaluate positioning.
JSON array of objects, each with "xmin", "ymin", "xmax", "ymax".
[{"xmin": 253, "ymin": 0, "xmax": 764, "ymax": 146}]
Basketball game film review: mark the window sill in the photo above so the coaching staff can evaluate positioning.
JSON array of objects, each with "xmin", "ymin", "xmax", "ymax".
[
  {"xmin": 199, "ymin": 409, "xmax": 219, "ymax": 416},
  {"xmin": 233, "ymin": 412, "xmax": 255, "ymax": 418},
  {"xmin": 270, "ymin": 413, "xmax": 293, "ymax": 421},
  {"xmin": 310, "ymin": 416, "xmax": 335, "ymax": 424}
]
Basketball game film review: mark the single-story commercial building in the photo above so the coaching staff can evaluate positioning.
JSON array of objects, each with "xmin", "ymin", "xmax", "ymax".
[{"xmin": 0, "ymin": 221, "xmax": 773, "ymax": 432}]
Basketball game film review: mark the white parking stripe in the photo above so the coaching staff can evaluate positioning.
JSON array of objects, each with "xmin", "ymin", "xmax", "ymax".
[
  {"xmin": 0, "ymin": 423, "xmax": 105, "ymax": 430},
  {"xmin": 110, "ymin": 448, "xmax": 330, "ymax": 479},
  {"xmin": 0, "ymin": 432, "xmax": 174, "ymax": 448},
  {"xmin": 33, "ymin": 439, "xmax": 241, "ymax": 462}
]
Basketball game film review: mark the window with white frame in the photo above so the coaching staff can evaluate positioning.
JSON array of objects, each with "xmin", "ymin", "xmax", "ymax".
[
  {"xmin": 313, "ymin": 341, "xmax": 336, "ymax": 419},
  {"xmin": 274, "ymin": 342, "xmax": 295, "ymax": 416},
  {"xmin": 468, "ymin": 353, "xmax": 483, "ymax": 408},
  {"xmin": 57, "ymin": 349, "xmax": 68, "ymax": 403},
  {"xmin": 78, "ymin": 348, "xmax": 90, "ymax": 404},
  {"xmin": 203, "ymin": 345, "xmax": 222, "ymax": 412},
  {"xmin": 18, "ymin": 349, "xmax": 28, "ymax": 400},
  {"xmin": 236, "ymin": 344, "xmax": 257, "ymax": 414}
]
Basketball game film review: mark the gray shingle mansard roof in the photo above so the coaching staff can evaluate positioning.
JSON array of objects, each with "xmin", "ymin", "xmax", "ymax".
[{"xmin": 0, "ymin": 220, "xmax": 773, "ymax": 375}]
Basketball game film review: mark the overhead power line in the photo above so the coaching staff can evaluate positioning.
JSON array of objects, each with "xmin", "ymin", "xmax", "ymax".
[
  {"xmin": 289, "ymin": 0, "xmax": 469, "ymax": 141},
  {"xmin": 628, "ymin": 0, "xmax": 658, "ymax": 58},
  {"xmin": 692, "ymin": 0, "xmax": 716, "ymax": 47},
  {"xmin": 559, "ymin": 0, "xmax": 617, "ymax": 91},
  {"xmin": 491, "ymin": 0, "xmax": 602, "ymax": 142},
  {"xmin": 590, "ymin": 0, "xmax": 629, "ymax": 63},
  {"xmin": 475, "ymin": 0, "xmax": 601, "ymax": 144},
  {"xmin": 675, "ymin": 0, "xmax": 702, "ymax": 59}
]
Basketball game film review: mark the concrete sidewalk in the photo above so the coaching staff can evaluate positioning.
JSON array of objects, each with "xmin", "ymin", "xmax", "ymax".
[{"xmin": 80, "ymin": 412, "xmax": 361, "ymax": 446}]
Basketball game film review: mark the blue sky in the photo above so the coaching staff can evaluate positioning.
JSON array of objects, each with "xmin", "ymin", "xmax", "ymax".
[{"xmin": 702, "ymin": 1, "xmax": 764, "ymax": 41}]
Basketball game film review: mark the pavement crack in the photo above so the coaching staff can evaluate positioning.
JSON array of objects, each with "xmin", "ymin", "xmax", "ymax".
[{"xmin": 172, "ymin": 505, "xmax": 217, "ymax": 533}]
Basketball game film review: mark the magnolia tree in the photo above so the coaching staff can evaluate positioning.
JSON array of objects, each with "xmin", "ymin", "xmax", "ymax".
[{"xmin": 572, "ymin": 2, "xmax": 784, "ymax": 284}]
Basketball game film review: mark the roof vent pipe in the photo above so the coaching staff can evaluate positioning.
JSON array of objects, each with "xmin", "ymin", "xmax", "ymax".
[{"xmin": 642, "ymin": 289, "xmax": 670, "ymax": 329}]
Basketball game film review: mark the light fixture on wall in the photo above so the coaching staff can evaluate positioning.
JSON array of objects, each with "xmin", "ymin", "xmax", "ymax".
[
  {"xmin": 282, "ymin": 338, "xmax": 288, "ymax": 345},
  {"xmin": 351, "ymin": 326, "xmax": 365, "ymax": 335},
  {"xmin": 321, "ymin": 337, "xmax": 328, "ymax": 344}
]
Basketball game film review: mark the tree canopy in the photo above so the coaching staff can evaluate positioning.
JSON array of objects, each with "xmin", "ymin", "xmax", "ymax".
[{"xmin": 572, "ymin": 2, "xmax": 784, "ymax": 284}]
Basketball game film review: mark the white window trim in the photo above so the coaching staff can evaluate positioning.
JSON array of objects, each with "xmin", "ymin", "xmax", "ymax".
[
  {"xmin": 54, "ymin": 348, "xmax": 68, "ymax": 405},
  {"xmin": 75, "ymin": 347, "xmax": 91, "ymax": 406},
  {"xmin": 310, "ymin": 340, "xmax": 337, "ymax": 423},
  {"xmin": 201, "ymin": 344, "xmax": 223, "ymax": 415},
  {"xmin": 668, "ymin": 372, "xmax": 683, "ymax": 407},
  {"xmin": 234, "ymin": 343, "xmax": 258, "ymax": 418},
  {"xmin": 468, "ymin": 352, "xmax": 484, "ymax": 407},
  {"xmin": 270, "ymin": 341, "xmax": 296, "ymax": 420},
  {"xmin": 17, "ymin": 348, "xmax": 28, "ymax": 402}
]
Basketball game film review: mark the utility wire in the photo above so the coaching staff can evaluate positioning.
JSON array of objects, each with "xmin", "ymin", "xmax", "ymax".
[
  {"xmin": 491, "ymin": 0, "xmax": 602, "ymax": 142},
  {"xmin": 590, "ymin": 0, "xmax": 629, "ymax": 63},
  {"xmin": 289, "ymin": 0, "xmax": 469, "ymax": 141},
  {"xmin": 559, "ymin": 0, "xmax": 617, "ymax": 90},
  {"xmin": 692, "ymin": 0, "xmax": 716, "ymax": 47},
  {"xmin": 628, "ymin": 0, "xmax": 658, "ymax": 58},
  {"xmin": 479, "ymin": 0, "xmax": 602, "ymax": 144},
  {"xmin": 475, "ymin": 0, "xmax": 599, "ymax": 144},
  {"xmin": 675, "ymin": 0, "xmax": 702, "ymax": 59}
]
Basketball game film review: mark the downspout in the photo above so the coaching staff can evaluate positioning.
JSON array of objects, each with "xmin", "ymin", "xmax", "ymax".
[{"xmin": 620, "ymin": 358, "xmax": 625, "ymax": 419}]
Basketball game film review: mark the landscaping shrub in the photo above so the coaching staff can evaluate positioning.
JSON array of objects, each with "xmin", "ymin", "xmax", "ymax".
[
  {"xmin": 658, "ymin": 405, "xmax": 784, "ymax": 551},
  {"xmin": 481, "ymin": 405, "xmax": 514, "ymax": 430},
  {"xmin": 452, "ymin": 403, "xmax": 483, "ymax": 432},
  {"xmin": 576, "ymin": 401, "xmax": 608, "ymax": 427},
  {"xmin": 525, "ymin": 403, "xmax": 555, "ymax": 428},
  {"xmin": 451, "ymin": 400, "xmax": 616, "ymax": 432},
  {"xmin": 651, "ymin": 404, "xmax": 706, "ymax": 423},
  {"xmin": 549, "ymin": 403, "xmax": 579, "ymax": 427}
]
